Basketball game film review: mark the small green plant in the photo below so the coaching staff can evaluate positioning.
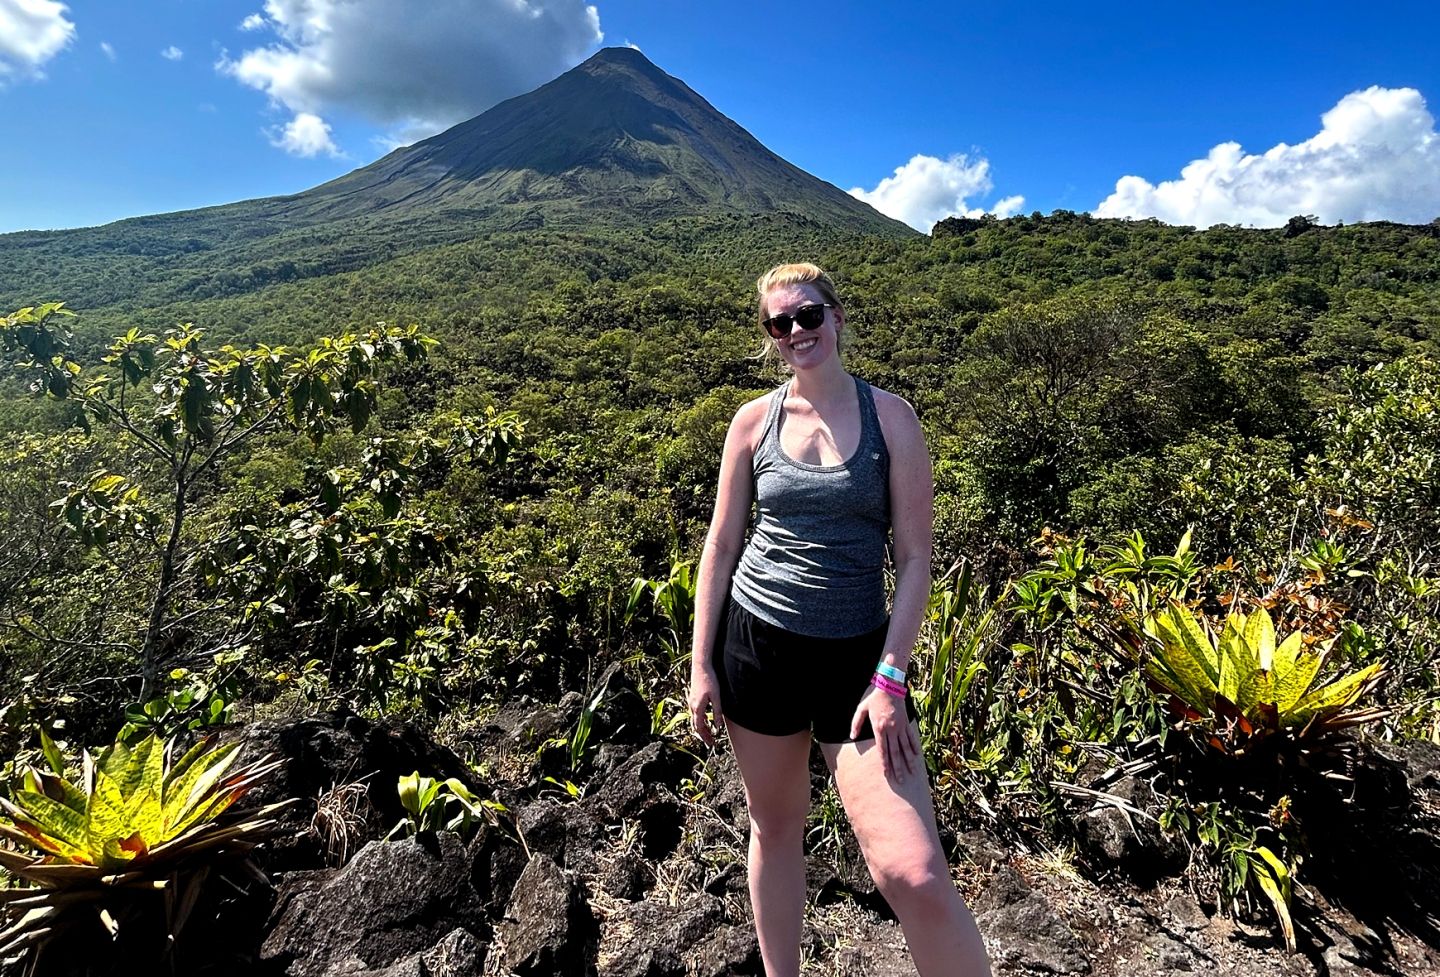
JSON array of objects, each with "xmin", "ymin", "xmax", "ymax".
[
  {"xmin": 386, "ymin": 771, "xmax": 500, "ymax": 840},
  {"xmin": 805, "ymin": 783, "xmax": 849, "ymax": 870},
  {"xmin": 625, "ymin": 558, "xmax": 696, "ymax": 667},
  {"xmin": 914, "ymin": 561, "xmax": 1001, "ymax": 765},
  {"xmin": 542, "ymin": 662, "xmax": 619, "ymax": 778},
  {"xmin": 1145, "ymin": 603, "xmax": 1389, "ymax": 753},
  {"xmin": 0, "ymin": 730, "xmax": 286, "ymax": 963},
  {"xmin": 649, "ymin": 694, "xmax": 689, "ymax": 738},
  {"xmin": 118, "ymin": 668, "xmax": 236, "ymax": 743}
]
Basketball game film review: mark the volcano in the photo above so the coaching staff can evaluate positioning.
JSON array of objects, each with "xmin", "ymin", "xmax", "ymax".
[{"xmin": 273, "ymin": 46, "xmax": 908, "ymax": 233}]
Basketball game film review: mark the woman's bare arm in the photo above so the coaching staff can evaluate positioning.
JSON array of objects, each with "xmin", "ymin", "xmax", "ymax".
[
  {"xmin": 689, "ymin": 396, "xmax": 764, "ymax": 744},
  {"xmin": 877, "ymin": 391, "xmax": 934, "ymax": 673}
]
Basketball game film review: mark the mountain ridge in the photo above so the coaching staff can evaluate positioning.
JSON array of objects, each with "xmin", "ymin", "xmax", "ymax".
[{"xmin": 5, "ymin": 48, "xmax": 909, "ymax": 239}]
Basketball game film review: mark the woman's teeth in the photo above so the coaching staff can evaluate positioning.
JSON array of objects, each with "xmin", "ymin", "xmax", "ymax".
[{"xmin": 791, "ymin": 337, "xmax": 818, "ymax": 352}]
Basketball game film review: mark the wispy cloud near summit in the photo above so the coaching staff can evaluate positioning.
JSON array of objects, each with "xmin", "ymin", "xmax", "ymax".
[{"xmin": 220, "ymin": 0, "xmax": 603, "ymax": 154}]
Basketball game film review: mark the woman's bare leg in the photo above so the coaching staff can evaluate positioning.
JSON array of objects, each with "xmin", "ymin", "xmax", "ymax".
[
  {"xmin": 821, "ymin": 723, "xmax": 991, "ymax": 976},
  {"xmin": 727, "ymin": 721, "xmax": 813, "ymax": 977}
]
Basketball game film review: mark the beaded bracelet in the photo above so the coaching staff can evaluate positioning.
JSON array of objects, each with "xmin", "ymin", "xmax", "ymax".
[
  {"xmin": 870, "ymin": 673, "xmax": 907, "ymax": 698},
  {"xmin": 874, "ymin": 662, "xmax": 906, "ymax": 683}
]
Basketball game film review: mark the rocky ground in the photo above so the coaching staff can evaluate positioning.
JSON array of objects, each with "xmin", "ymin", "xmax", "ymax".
[{"xmin": 21, "ymin": 689, "xmax": 1437, "ymax": 977}]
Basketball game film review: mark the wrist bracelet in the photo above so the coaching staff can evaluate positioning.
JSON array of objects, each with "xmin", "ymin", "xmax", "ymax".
[
  {"xmin": 874, "ymin": 662, "xmax": 906, "ymax": 683},
  {"xmin": 870, "ymin": 674, "xmax": 906, "ymax": 698}
]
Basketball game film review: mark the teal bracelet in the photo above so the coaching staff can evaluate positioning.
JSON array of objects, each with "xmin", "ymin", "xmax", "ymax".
[{"xmin": 875, "ymin": 662, "xmax": 906, "ymax": 683}]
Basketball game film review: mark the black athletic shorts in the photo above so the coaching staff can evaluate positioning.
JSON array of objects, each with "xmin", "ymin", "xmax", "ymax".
[{"xmin": 715, "ymin": 597, "xmax": 917, "ymax": 743}]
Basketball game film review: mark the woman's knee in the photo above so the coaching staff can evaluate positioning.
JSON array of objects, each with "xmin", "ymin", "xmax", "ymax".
[
  {"xmin": 745, "ymin": 793, "xmax": 809, "ymax": 843},
  {"xmin": 872, "ymin": 859, "xmax": 957, "ymax": 919}
]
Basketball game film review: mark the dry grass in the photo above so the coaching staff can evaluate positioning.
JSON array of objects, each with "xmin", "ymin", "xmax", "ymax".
[{"xmin": 311, "ymin": 779, "xmax": 373, "ymax": 866}]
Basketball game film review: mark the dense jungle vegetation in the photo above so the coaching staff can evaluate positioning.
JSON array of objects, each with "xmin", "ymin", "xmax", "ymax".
[{"xmin": 2, "ymin": 209, "xmax": 1438, "ymax": 954}]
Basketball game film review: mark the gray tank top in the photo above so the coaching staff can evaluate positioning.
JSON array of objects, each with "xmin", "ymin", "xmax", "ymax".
[{"xmin": 730, "ymin": 376, "xmax": 891, "ymax": 638}]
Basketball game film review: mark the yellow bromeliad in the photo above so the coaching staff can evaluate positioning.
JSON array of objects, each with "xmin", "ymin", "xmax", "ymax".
[
  {"xmin": 0, "ymin": 731, "xmax": 287, "ymax": 963},
  {"xmin": 1143, "ymin": 603, "xmax": 1388, "ymax": 753}
]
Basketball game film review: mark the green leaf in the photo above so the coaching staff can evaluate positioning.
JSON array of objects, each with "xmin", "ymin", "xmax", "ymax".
[
  {"xmin": 1288, "ymin": 662, "xmax": 1385, "ymax": 726},
  {"xmin": 1270, "ymin": 631, "xmax": 1304, "ymax": 688},
  {"xmin": 39, "ymin": 729, "xmax": 65, "ymax": 777},
  {"xmin": 1245, "ymin": 607, "xmax": 1277, "ymax": 673},
  {"xmin": 1273, "ymin": 651, "xmax": 1323, "ymax": 714},
  {"xmin": 1251, "ymin": 847, "xmax": 1295, "ymax": 953},
  {"xmin": 14, "ymin": 790, "xmax": 91, "ymax": 855}
]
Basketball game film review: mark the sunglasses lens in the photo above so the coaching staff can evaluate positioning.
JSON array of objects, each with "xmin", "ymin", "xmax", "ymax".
[
  {"xmin": 763, "ymin": 304, "xmax": 827, "ymax": 339},
  {"xmin": 796, "ymin": 305, "xmax": 827, "ymax": 329}
]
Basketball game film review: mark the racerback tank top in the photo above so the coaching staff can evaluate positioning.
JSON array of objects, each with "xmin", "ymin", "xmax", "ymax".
[{"xmin": 729, "ymin": 376, "xmax": 891, "ymax": 638}]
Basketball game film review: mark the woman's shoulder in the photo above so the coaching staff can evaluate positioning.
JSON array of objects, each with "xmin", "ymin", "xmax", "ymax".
[
  {"xmin": 860, "ymin": 381, "xmax": 919, "ymax": 424},
  {"xmin": 860, "ymin": 381, "xmax": 924, "ymax": 449},
  {"xmin": 726, "ymin": 390, "xmax": 777, "ymax": 453}
]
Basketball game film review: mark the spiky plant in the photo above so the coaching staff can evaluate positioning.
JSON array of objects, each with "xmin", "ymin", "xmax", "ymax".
[
  {"xmin": 0, "ymin": 730, "xmax": 289, "ymax": 968},
  {"xmin": 1144, "ymin": 603, "xmax": 1389, "ymax": 754}
]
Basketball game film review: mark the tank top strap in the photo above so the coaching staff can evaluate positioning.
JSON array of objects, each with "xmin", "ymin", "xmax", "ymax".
[
  {"xmin": 855, "ymin": 377, "xmax": 886, "ymax": 458},
  {"xmin": 753, "ymin": 382, "xmax": 789, "ymax": 460}
]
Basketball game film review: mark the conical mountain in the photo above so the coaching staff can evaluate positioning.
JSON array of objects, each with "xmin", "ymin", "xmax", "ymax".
[
  {"xmin": 0, "ymin": 48, "xmax": 911, "ymax": 311},
  {"xmin": 272, "ymin": 47, "xmax": 909, "ymax": 233}
]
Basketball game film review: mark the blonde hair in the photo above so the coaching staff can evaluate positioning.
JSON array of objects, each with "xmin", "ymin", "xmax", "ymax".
[{"xmin": 753, "ymin": 263, "xmax": 844, "ymax": 368}]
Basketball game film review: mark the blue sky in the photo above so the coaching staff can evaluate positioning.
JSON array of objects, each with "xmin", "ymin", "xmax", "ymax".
[{"xmin": 2, "ymin": 0, "xmax": 1438, "ymax": 233}]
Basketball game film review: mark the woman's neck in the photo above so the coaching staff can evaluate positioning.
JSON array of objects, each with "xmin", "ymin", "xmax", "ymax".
[{"xmin": 788, "ymin": 357, "xmax": 852, "ymax": 405}]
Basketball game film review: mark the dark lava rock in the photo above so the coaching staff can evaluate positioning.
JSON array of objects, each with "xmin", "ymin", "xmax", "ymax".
[
  {"xmin": 954, "ymin": 829, "xmax": 1009, "ymax": 869},
  {"xmin": 1391, "ymin": 738, "xmax": 1440, "ymax": 792},
  {"xmin": 465, "ymin": 694, "xmax": 585, "ymax": 767},
  {"xmin": 468, "ymin": 821, "xmax": 528, "ymax": 915},
  {"xmin": 517, "ymin": 797, "xmax": 608, "ymax": 876},
  {"xmin": 1164, "ymin": 892, "xmax": 1209, "ymax": 932},
  {"xmin": 330, "ymin": 929, "xmax": 483, "ymax": 976},
  {"xmin": 807, "ymin": 834, "xmax": 886, "ymax": 914},
  {"xmin": 597, "ymin": 895, "xmax": 758, "ymax": 977},
  {"xmin": 600, "ymin": 850, "xmax": 652, "ymax": 901},
  {"xmin": 1073, "ymin": 775, "xmax": 1186, "ymax": 885},
  {"xmin": 701, "ymin": 752, "xmax": 750, "ymax": 835},
  {"xmin": 692, "ymin": 924, "xmax": 763, "ymax": 977},
  {"xmin": 496, "ymin": 853, "xmax": 593, "ymax": 976},
  {"xmin": 238, "ymin": 709, "xmax": 483, "ymax": 870},
  {"xmin": 975, "ymin": 863, "xmax": 1033, "ymax": 912},
  {"xmin": 976, "ymin": 873, "xmax": 1091, "ymax": 975},
  {"xmin": 260, "ymin": 832, "xmax": 487, "ymax": 977},
  {"xmin": 590, "ymin": 671, "xmax": 654, "ymax": 748},
  {"xmin": 588, "ymin": 741, "xmax": 697, "ymax": 821}
]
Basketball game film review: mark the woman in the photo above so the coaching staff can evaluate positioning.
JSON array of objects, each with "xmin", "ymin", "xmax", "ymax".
[{"xmin": 688, "ymin": 263, "xmax": 991, "ymax": 977}]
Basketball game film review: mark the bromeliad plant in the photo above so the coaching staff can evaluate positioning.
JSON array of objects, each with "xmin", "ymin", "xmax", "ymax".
[
  {"xmin": 0, "ymin": 730, "xmax": 288, "ymax": 965},
  {"xmin": 1144, "ymin": 603, "xmax": 1389, "ymax": 753}
]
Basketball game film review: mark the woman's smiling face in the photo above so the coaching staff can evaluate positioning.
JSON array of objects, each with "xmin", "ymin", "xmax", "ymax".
[{"xmin": 763, "ymin": 282, "xmax": 842, "ymax": 370}]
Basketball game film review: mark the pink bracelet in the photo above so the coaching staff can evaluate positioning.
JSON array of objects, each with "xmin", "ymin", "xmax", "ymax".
[{"xmin": 870, "ymin": 674, "xmax": 906, "ymax": 698}]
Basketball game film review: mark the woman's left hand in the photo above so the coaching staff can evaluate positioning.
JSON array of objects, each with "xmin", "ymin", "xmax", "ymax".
[{"xmin": 850, "ymin": 686, "xmax": 921, "ymax": 782}]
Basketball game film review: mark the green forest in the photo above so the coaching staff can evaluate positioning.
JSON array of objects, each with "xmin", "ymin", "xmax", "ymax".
[{"xmin": 2, "ymin": 208, "xmax": 1438, "ymax": 966}]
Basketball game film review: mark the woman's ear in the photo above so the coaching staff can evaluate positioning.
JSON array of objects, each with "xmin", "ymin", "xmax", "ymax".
[{"xmin": 833, "ymin": 305, "xmax": 845, "ymax": 333}]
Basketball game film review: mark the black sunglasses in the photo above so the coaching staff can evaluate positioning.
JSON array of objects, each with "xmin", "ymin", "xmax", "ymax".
[{"xmin": 762, "ymin": 303, "xmax": 832, "ymax": 340}]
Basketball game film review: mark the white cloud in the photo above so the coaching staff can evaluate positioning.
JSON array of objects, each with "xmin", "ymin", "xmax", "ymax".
[
  {"xmin": 99, "ymin": 41, "xmax": 115, "ymax": 62},
  {"xmin": 0, "ymin": 0, "xmax": 75, "ymax": 83},
  {"xmin": 1095, "ymin": 86, "xmax": 1440, "ymax": 227},
  {"xmin": 219, "ymin": 0, "xmax": 603, "ymax": 152},
  {"xmin": 849, "ymin": 153, "xmax": 1026, "ymax": 231},
  {"xmin": 240, "ymin": 13, "xmax": 266, "ymax": 31},
  {"xmin": 161, "ymin": 45, "xmax": 184, "ymax": 61},
  {"xmin": 269, "ymin": 111, "xmax": 341, "ymax": 157}
]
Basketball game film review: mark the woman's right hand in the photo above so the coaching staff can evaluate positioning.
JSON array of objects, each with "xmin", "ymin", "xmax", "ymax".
[{"xmin": 688, "ymin": 664, "xmax": 725, "ymax": 747}]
